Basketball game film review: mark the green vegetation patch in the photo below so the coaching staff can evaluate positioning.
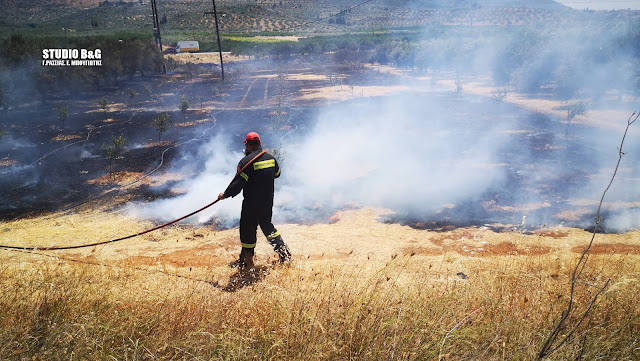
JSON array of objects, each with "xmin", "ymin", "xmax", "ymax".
[{"xmin": 223, "ymin": 36, "xmax": 298, "ymax": 43}]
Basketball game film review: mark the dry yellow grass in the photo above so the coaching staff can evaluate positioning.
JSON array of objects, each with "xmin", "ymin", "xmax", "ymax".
[
  {"xmin": 297, "ymin": 85, "xmax": 411, "ymax": 103},
  {"xmin": 1, "ymin": 206, "xmax": 640, "ymax": 359},
  {"xmin": 286, "ymin": 73, "xmax": 328, "ymax": 81},
  {"xmin": 85, "ymin": 171, "xmax": 184, "ymax": 188},
  {"xmin": 435, "ymin": 76, "xmax": 639, "ymax": 134},
  {"xmin": 51, "ymin": 134, "xmax": 82, "ymax": 142},
  {"xmin": 88, "ymin": 171, "xmax": 153, "ymax": 186},
  {"xmin": 166, "ymin": 52, "xmax": 247, "ymax": 65},
  {"xmin": 364, "ymin": 63, "xmax": 408, "ymax": 76},
  {"xmin": 0, "ymin": 157, "xmax": 16, "ymax": 167}
]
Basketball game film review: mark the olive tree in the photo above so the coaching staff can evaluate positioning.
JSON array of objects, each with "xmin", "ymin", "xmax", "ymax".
[
  {"xmin": 152, "ymin": 112, "xmax": 171, "ymax": 141},
  {"xmin": 55, "ymin": 105, "xmax": 68, "ymax": 129},
  {"xmin": 179, "ymin": 95, "xmax": 189, "ymax": 113},
  {"xmin": 102, "ymin": 134, "xmax": 126, "ymax": 174}
]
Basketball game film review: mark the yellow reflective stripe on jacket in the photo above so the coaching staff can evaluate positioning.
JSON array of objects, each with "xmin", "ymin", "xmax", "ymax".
[
  {"xmin": 239, "ymin": 172, "xmax": 249, "ymax": 181},
  {"xmin": 267, "ymin": 231, "xmax": 280, "ymax": 240},
  {"xmin": 253, "ymin": 159, "xmax": 275, "ymax": 170},
  {"xmin": 241, "ymin": 243, "xmax": 256, "ymax": 249},
  {"xmin": 275, "ymin": 168, "xmax": 281, "ymax": 177}
]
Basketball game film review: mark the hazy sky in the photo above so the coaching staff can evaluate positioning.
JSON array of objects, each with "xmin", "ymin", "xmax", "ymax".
[{"xmin": 556, "ymin": 0, "xmax": 640, "ymax": 10}]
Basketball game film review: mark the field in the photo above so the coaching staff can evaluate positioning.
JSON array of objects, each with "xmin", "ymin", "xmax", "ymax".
[
  {"xmin": 1, "ymin": 1, "xmax": 640, "ymax": 360},
  {"xmin": 0, "ymin": 50, "xmax": 639, "ymax": 359},
  {"xmin": 2, "ymin": 207, "xmax": 640, "ymax": 359}
]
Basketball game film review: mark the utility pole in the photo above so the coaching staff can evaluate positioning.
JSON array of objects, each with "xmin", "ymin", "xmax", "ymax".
[
  {"xmin": 150, "ymin": 0, "xmax": 166, "ymax": 73},
  {"xmin": 203, "ymin": 0, "xmax": 225, "ymax": 81},
  {"xmin": 151, "ymin": 0, "xmax": 163, "ymax": 51}
]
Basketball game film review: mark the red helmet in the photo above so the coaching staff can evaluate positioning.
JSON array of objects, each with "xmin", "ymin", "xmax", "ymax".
[{"xmin": 243, "ymin": 132, "xmax": 260, "ymax": 143}]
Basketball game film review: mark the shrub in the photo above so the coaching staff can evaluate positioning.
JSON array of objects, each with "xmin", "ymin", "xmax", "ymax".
[
  {"xmin": 102, "ymin": 134, "xmax": 126, "ymax": 174},
  {"xmin": 97, "ymin": 97, "xmax": 107, "ymax": 111},
  {"xmin": 179, "ymin": 95, "xmax": 189, "ymax": 113},
  {"xmin": 492, "ymin": 86, "xmax": 510, "ymax": 102},
  {"xmin": 565, "ymin": 99, "xmax": 587, "ymax": 136},
  {"xmin": 152, "ymin": 112, "xmax": 171, "ymax": 141},
  {"xmin": 55, "ymin": 105, "xmax": 68, "ymax": 129}
]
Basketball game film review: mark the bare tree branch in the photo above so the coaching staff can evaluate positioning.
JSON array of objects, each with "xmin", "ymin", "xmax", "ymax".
[{"xmin": 538, "ymin": 111, "xmax": 638, "ymax": 360}]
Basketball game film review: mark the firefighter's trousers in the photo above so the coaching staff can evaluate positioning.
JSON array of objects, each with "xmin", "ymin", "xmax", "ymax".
[{"xmin": 239, "ymin": 205, "xmax": 290, "ymax": 261}]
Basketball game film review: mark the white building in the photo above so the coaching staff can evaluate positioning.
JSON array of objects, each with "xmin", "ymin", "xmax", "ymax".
[{"xmin": 176, "ymin": 41, "xmax": 199, "ymax": 53}]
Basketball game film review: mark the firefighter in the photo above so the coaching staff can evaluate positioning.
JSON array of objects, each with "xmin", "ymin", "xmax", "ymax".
[{"xmin": 218, "ymin": 132, "xmax": 291, "ymax": 269}]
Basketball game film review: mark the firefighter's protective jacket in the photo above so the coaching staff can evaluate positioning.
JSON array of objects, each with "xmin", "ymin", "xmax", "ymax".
[{"xmin": 223, "ymin": 148, "xmax": 281, "ymax": 207}]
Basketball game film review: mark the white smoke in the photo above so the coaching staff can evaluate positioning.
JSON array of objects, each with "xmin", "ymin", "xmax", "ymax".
[
  {"xmin": 133, "ymin": 93, "xmax": 511, "ymax": 227},
  {"xmin": 131, "ymin": 95, "xmax": 639, "ymax": 232},
  {"xmin": 130, "ymin": 132, "xmax": 244, "ymax": 228},
  {"xmin": 274, "ymin": 95, "xmax": 509, "ymax": 220},
  {"xmin": 575, "ymin": 141, "xmax": 640, "ymax": 231},
  {"xmin": 129, "ymin": 9, "xmax": 640, "ymax": 232}
]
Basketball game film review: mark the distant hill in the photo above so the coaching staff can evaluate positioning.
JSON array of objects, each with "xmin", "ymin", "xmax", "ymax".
[
  {"xmin": 0, "ymin": 0, "xmax": 570, "ymax": 11},
  {"xmin": 472, "ymin": 0, "xmax": 567, "ymax": 9},
  {"xmin": 0, "ymin": 0, "xmax": 589, "ymax": 37},
  {"xmin": 0, "ymin": 0, "xmax": 139, "ymax": 9},
  {"xmin": 378, "ymin": 0, "xmax": 568, "ymax": 10}
]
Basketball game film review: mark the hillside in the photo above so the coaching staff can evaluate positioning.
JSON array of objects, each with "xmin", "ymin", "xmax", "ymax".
[
  {"xmin": 0, "ymin": 0, "xmax": 579, "ymax": 36},
  {"xmin": 0, "ymin": 0, "xmax": 639, "ymax": 357},
  {"xmin": 1, "ymin": 0, "xmax": 570, "ymax": 10}
]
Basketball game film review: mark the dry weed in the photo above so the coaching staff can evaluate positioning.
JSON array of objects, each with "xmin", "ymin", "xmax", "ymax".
[{"xmin": 1, "ymin": 250, "xmax": 639, "ymax": 360}]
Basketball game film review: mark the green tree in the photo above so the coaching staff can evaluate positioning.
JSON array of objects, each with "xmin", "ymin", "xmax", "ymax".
[
  {"xmin": 3, "ymin": 34, "xmax": 31, "ymax": 67},
  {"xmin": 179, "ymin": 95, "xmax": 189, "ymax": 113},
  {"xmin": 0, "ymin": 87, "xmax": 6, "ymax": 117},
  {"xmin": 55, "ymin": 105, "xmax": 68, "ymax": 129},
  {"xmin": 35, "ymin": 70, "xmax": 56, "ymax": 105},
  {"xmin": 97, "ymin": 39, "xmax": 124, "ymax": 85},
  {"xmin": 97, "ymin": 97, "xmax": 107, "ymax": 111},
  {"xmin": 102, "ymin": 135, "xmax": 126, "ymax": 174},
  {"xmin": 140, "ymin": 41, "xmax": 164, "ymax": 76},
  {"xmin": 152, "ymin": 112, "xmax": 171, "ymax": 141},
  {"xmin": 121, "ymin": 39, "xmax": 144, "ymax": 79},
  {"xmin": 566, "ymin": 100, "xmax": 587, "ymax": 137}
]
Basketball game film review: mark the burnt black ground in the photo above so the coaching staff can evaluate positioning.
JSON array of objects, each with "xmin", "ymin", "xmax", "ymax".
[{"xmin": 0, "ymin": 57, "xmax": 636, "ymax": 232}]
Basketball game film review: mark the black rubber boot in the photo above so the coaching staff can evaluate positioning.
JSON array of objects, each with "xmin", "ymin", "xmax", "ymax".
[
  {"xmin": 230, "ymin": 247, "xmax": 255, "ymax": 270},
  {"xmin": 267, "ymin": 233, "xmax": 291, "ymax": 263},
  {"xmin": 240, "ymin": 250, "xmax": 255, "ymax": 270},
  {"xmin": 274, "ymin": 243, "xmax": 292, "ymax": 264}
]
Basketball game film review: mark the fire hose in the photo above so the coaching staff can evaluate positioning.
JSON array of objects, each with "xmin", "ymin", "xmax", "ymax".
[{"xmin": 0, "ymin": 150, "xmax": 267, "ymax": 251}]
